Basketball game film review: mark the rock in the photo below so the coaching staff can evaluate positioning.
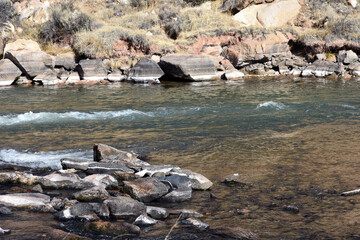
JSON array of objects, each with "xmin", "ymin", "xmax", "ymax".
[
  {"xmin": 223, "ymin": 70, "xmax": 245, "ymax": 80},
  {"xmin": 0, "ymin": 172, "xmax": 38, "ymax": 185},
  {"xmin": 349, "ymin": 63, "xmax": 360, "ymax": 76},
  {"xmin": 73, "ymin": 185, "xmax": 109, "ymax": 202},
  {"xmin": 159, "ymin": 54, "xmax": 217, "ymax": 81},
  {"xmin": 78, "ymin": 59, "xmax": 108, "ymax": 81},
  {"xmin": 225, "ymin": 32, "xmax": 291, "ymax": 66},
  {"xmin": 124, "ymin": 177, "xmax": 169, "ymax": 202},
  {"xmin": 89, "ymin": 203, "xmax": 110, "ymax": 220},
  {"xmin": 54, "ymin": 52, "xmax": 76, "ymax": 70},
  {"xmin": 127, "ymin": 58, "xmax": 164, "ymax": 84},
  {"xmin": 0, "ymin": 207, "xmax": 12, "ymax": 215},
  {"xmin": 171, "ymin": 169, "xmax": 213, "ymax": 190},
  {"xmin": 223, "ymin": 173, "xmax": 240, "ymax": 184},
  {"xmin": 217, "ymin": 227, "xmax": 258, "ymax": 240},
  {"xmin": 283, "ymin": 205, "xmax": 299, "ymax": 213},
  {"xmin": 46, "ymin": 229, "xmax": 90, "ymax": 240},
  {"xmin": 61, "ymin": 158, "xmax": 93, "ymax": 171},
  {"xmin": 0, "ymin": 193, "xmax": 50, "ymax": 207},
  {"xmin": 33, "ymin": 69, "xmax": 61, "ymax": 85},
  {"xmin": 32, "ymin": 184, "xmax": 43, "ymax": 193},
  {"xmin": 66, "ymin": 71, "xmax": 81, "ymax": 84},
  {"xmin": 337, "ymin": 50, "xmax": 358, "ymax": 65},
  {"xmin": 347, "ymin": 0, "xmax": 357, "ymax": 8},
  {"xmin": 136, "ymin": 165, "xmax": 181, "ymax": 178},
  {"xmin": 316, "ymin": 53, "xmax": 327, "ymax": 61},
  {"xmin": 107, "ymin": 70, "xmax": 126, "ymax": 82},
  {"xmin": 146, "ymin": 206, "xmax": 169, "ymax": 219},
  {"xmin": 180, "ymin": 217, "xmax": 209, "ymax": 229},
  {"xmin": 93, "ymin": 143, "xmax": 149, "ymax": 168},
  {"xmin": 86, "ymin": 162, "xmax": 135, "ymax": 175},
  {"xmin": 244, "ymin": 63, "xmax": 265, "ymax": 74},
  {"xmin": 290, "ymin": 68, "xmax": 302, "ymax": 76},
  {"xmin": 4, "ymin": 39, "xmax": 41, "ymax": 53},
  {"xmin": 160, "ymin": 189, "xmax": 192, "ymax": 203},
  {"xmin": 218, "ymin": 0, "xmax": 250, "ymax": 14},
  {"xmin": 111, "ymin": 171, "xmax": 136, "ymax": 182},
  {"xmin": 0, "ymin": 59, "xmax": 22, "ymax": 86},
  {"xmin": 85, "ymin": 221, "xmax": 140, "ymax": 236},
  {"xmin": 50, "ymin": 197, "xmax": 67, "ymax": 211},
  {"xmin": 301, "ymin": 61, "xmax": 342, "ymax": 77},
  {"xmin": 104, "ymin": 196, "xmax": 146, "ymax": 218},
  {"xmin": 55, "ymin": 203, "xmax": 100, "ymax": 222},
  {"xmin": 37, "ymin": 172, "xmax": 93, "ymax": 189},
  {"xmin": 0, "ymin": 227, "xmax": 11, "ymax": 235},
  {"xmin": 133, "ymin": 214, "xmax": 158, "ymax": 226},
  {"xmin": 257, "ymin": 0, "xmax": 301, "ymax": 27},
  {"xmin": 158, "ymin": 175, "xmax": 192, "ymax": 202},
  {"xmin": 83, "ymin": 174, "xmax": 118, "ymax": 189},
  {"xmin": 232, "ymin": 4, "xmax": 263, "ymax": 27},
  {"xmin": 279, "ymin": 64, "xmax": 290, "ymax": 75},
  {"xmin": 178, "ymin": 209, "xmax": 204, "ymax": 219}
]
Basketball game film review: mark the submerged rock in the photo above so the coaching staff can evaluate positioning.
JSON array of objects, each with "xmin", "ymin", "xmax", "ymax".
[
  {"xmin": 146, "ymin": 206, "xmax": 169, "ymax": 219},
  {"xmin": 85, "ymin": 220, "xmax": 140, "ymax": 236},
  {"xmin": 133, "ymin": 214, "xmax": 158, "ymax": 226},
  {"xmin": 104, "ymin": 196, "xmax": 146, "ymax": 218},
  {"xmin": 124, "ymin": 177, "xmax": 169, "ymax": 202},
  {"xmin": 223, "ymin": 173, "xmax": 240, "ymax": 184},
  {"xmin": 159, "ymin": 54, "xmax": 218, "ymax": 81},
  {"xmin": 0, "ymin": 193, "xmax": 50, "ymax": 208},
  {"xmin": 180, "ymin": 217, "xmax": 209, "ymax": 229}
]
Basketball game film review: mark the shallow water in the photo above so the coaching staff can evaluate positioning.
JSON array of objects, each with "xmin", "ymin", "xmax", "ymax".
[{"xmin": 0, "ymin": 79, "xmax": 360, "ymax": 239}]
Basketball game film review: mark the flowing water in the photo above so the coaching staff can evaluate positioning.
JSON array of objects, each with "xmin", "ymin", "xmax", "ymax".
[{"xmin": 0, "ymin": 79, "xmax": 360, "ymax": 239}]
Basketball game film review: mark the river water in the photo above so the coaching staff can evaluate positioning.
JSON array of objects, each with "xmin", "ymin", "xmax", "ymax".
[{"xmin": 0, "ymin": 79, "xmax": 360, "ymax": 239}]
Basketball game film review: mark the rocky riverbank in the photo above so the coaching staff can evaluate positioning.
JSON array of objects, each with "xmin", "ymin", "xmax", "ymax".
[{"xmin": 0, "ymin": 143, "xmax": 257, "ymax": 239}]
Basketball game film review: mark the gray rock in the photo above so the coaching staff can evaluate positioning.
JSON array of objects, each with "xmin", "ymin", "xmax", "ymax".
[
  {"xmin": 127, "ymin": 58, "xmax": 164, "ymax": 84},
  {"xmin": 283, "ymin": 205, "xmax": 299, "ymax": 213},
  {"xmin": 146, "ymin": 206, "xmax": 169, "ymax": 219},
  {"xmin": 0, "ymin": 172, "xmax": 38, "ymax": 185},
  {"xmin": 337, "ymin": 50, "xmax": 358, "ymax": 65},
  {"xmin": 82, "ymin": 174, "xmax": 118, "ymax": 189},
  {"xmin": 33, "ymin": 69, "xmax": 61, "ymax": 85},
  {"xmin": 301, "ymin": 61, "xmax": 342, "ymax": 77},
  {"xmin": 56, "ymin": 202, "xmax": 100, "ymax": 222},
  {"xmin": 171, "ymin": 169, "xmax": 213, "ymax": 190},
  {"xmin": 66, "ymin": 71, "xmax": 81, "ymax": 84},
  {"xmin": 104, "ymin": 196, "xmax": 146, "ymax": 218},
  {"xmin": 55, "ymin": 52, "xmax": 76, "ymax": 70},
  {"xmin": 244, "ymin": 63, "xmax": 265, "ymax": 74},
  {"xmin": 349, "ymin": 63, "xmax": 360, "ymax": 76},
  {"xmin": 50, "ymin": 197, "xmax": 67, "ymax": 211},
  {"xmin": 0, "ymin": 207, "xmax": 12, "ymax": 215},
  {"xmin": 135, "ymin": 165, "xmax": 180, "ymax": 178},
  {"xmin": 133, "ymin": 214, "xmax": 158, "ymax": 226},
  {"xmin": 89, "ymin": 203, "xmax": 110, "ymax": 220},
  {"xmin": 32, "ymin": 184, "xmax": 43, "ymax": 193},
  {"xmin": 86, "ymin": 162, "xmax": 135, "ymax": 175},
  {"xmin": 0, "ymin": 193, "xmax": 50, "ymax": 207},
  {"xmin": 159, "ymin": 54, "xmax": 217, "ymax": 81},
  {"xmin": 0, "ymin": 59, "xmax": 22, "ymax": 86},
  {"xmin": 107, "ymin": 70, "xmax": 126, "ymax": 82},
  {"xmin": 180, "ymin": 217, "xmax": 209, "ymax": 229},
  {"xmin": 78, "ymin": 59, "xmax": 107, "ymax": 80},
  {"xmin": 223, "ymin": 70, "xmax": 245, "ymax": 80},
  {"xmin": 0, "ymin": 227, "xmax": 11, "ymax": 235},
  {"xmin": 37, "ymin": 172, "xmax": 93, "ymax": 189},
  {"xmin": 178, "ymin": 209, "xmax": 204, "ymax": 219},
  {"xmin": 223, "ymin": 173, "xmax": 240, "ymax": 184},
  {"xmin": 316, "ymin": 53, "xmax": 327, "ymax": 61},
  {"xmin": 124, "ymin": 177, "xmax": 169, "ymax": 202},
  {"xmin": 73, "ymin": 185, "xmax": 109, "ymax": 202},
  {"xmin": 61, "ymin": 158, "xmax": 93, "ymax": 171},
  {"xmin": 5, "ymin": 50, "xmax": 54, "ymax": 78},
  {"xmin": 160, "ymin": 189, "xmax": 192, "ymax": 203}
]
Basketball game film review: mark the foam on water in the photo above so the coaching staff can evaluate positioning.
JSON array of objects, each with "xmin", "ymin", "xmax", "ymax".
[
  {"xmin": 256, "ymin": 101, "xmax": 287, "ymax": 110},
  {"xmin": 0, "ymin": 149, "xmax": 92, "ymax": 169},
  {"xmin": 341, "ymin": 104, "xmax": 357, "ymax": 110}
]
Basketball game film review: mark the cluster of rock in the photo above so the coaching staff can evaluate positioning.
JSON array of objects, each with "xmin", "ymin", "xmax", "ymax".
[{"xmin": 0, "ymin": 143, "xmax": 214, "ymax": 238}]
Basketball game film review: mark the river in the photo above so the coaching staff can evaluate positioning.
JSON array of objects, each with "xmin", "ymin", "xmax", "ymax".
[{"xmin": 0, "ymin": 79, "xmax": 360, "ymax": 239}]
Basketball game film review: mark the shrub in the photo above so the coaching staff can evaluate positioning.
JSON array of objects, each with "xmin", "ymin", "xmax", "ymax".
[
  {"xmin": 0, "ymin": 0, "xmax": 17, "ymax": 27},
  {"xmin": 39, "ymin": 0, "xmax": 95, "ymax": 44}
]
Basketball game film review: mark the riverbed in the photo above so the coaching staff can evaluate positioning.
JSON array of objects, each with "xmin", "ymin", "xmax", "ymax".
[{"xmin": 1, "ymin": 79, "xmax": 360, "ymax": 239}]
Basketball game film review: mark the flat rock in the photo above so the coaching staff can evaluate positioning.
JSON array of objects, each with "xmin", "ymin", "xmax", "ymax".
[
  {"xmin": 180, "ymin": 217, "xmax": 209, "ymax": 229},
  {"xmin": 73, "ymin": 185, "xmax": 109, "ymax": 202},
  {"xmin": 223, "ymin": 70, "xmax": 245, "ymax": 80},
  {"xmin": 301, "ymin": 61, "xmax": 342, "ymax": 77},
  {"xmin": 78, "ymin": 59, "xmax": 107, "ymax": 81},
  {"xmin": 160, "ymin": 189, "xmax": 192, "ymax": 203},
  {"xmin": 171, "ymin": 169, "xmax": 213, "ymax": 190},
  {"xmin": 104, "ymin": 196, "xmax": 146, "ymax": 218},
  {"xmin": 0, "ymin": 193, "xmax": 50, "ymax": 207},
  {"xmin": 37, "ymin": 172, "xmax": 93, "ymax": 189},
  {"xmin": 83, "ymin": 174, "xmax": 118, "ymax": 189},
  {"xmin": 135, "ymin": 165, "xmax": 181, "ymax": 178},
  {"xmin": 0, "ymin": 172, "xmax": 39, "ymax": 185},
  {"xmin": 93, "ymin": 144, "xmax": 149, "ymax": 168},
  {"xmin": 89, "ymin": 203, "xmax": 110, "ymax": 220},
  {"xmin": 33, "ymin": 69, "xmax": 61, "ymax": 85},
  {"xmin": 146, "ymin": 206, "xmax": 169, "ymax": 219},
  {"xmin": 127, "ymin": 58, "xmax": 164, "ymax": 84},
  {"xmin": 61, "ymin": 158, "xmax": 93, "ymax": 171},
  {"xmin": 86, "ymin": 162, "xmax": 135, "ymax": 175},
  {"xmin": 159, "ymin": 54, "xmax": 217, "ymax": 81},
  {"xmin": 133, "ymin": 214, "xmax": 158, "ymax": 226},
  {"xmin": 54, "ymin": 52, "xmax": 76, "ymax": 70},
  {"xmin": 0, "ymin": 59, "xmax": 22, "ymax": 86},
  {"xmin": 124, "ymin": 177, "xmax": 169, "ymax": 202},
  {"xmin": 56, "ymin": 202, "xmax": 100, "ymax": 222}
]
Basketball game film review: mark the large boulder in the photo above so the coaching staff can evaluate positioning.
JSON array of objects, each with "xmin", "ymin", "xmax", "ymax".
[
  {"xmin": 4, "ymin": 39, "xmax": 54, "ymax": 79},
  {"xmin": 159, "ymin": 54, "xmax": 218, "ymax": 81},
  {"xmin": 233, "ymin": 0, "xmax": 301, "ymax": 27},
  {"xmin": 104, "ymin": 196, "xmax": 146, "ymax": 218},
  {"xmin": 171, "ymin": 169, "xmax": 213, "ymax": 190},
  {"xmin": 0, "ymin": 193, "xmax": 50, "ymax": 208},
  {"xmin": 54, "ymin": 52, "xmax": 76, "ymax": 70},
  {"xmin": 127, "ymin": 58, "xmax": 164, "ymax": 84},
  {"xmin": 78, "ymin": 59, "xmax": 108, "ymax": 81},
  {"xmin": 337, "ymin": 50, "xmax": 358, "ymax": 65},
  {"xmin": 224, "ymin": 32, "xmax": 291, "ymax": 66},
  {"xmin": 159, "ymin": 175, "xmax": 193, "ymax": 203},
  {"xmin": 0, "ymin": 59, "xmax": 22, "ymax": 86},
  {"xmin": 33, "ymin": 69, "xmax": 61, "ymax": 85},
  {"xmin": 301, "ymin": 61, "xmax": 343, "ymax": 77},
  {"xmin": 124, "ymin": 177, "xmax": 169, "ymax": 202}
]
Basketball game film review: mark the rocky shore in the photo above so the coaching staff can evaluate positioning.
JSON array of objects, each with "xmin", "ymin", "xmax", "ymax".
[
  {"xmin": 0, "ymin": 36, "xmax": 360, "ymax": 87},
  {"xmin": 0, "ymin": 143, "xmax": 257, "ymax": 239}
]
